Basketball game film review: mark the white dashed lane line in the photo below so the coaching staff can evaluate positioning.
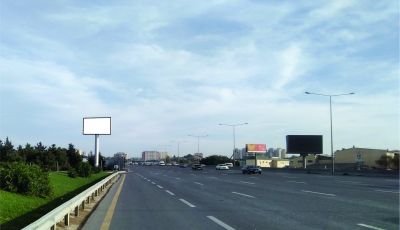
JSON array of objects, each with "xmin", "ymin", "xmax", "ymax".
[
  {"xmin": 207, "ymin": 216, "xmax": 236, "ymax": 230},
  {"xmin": 179, "ymin": 198, "xmax": 196, "ymax": 208},
  {"xmin": 357, "ymin": 223, "xmax": 385, "ymax": 230},
  {"xmin": 151, "ymin": 182, "xmax": 156, "ymax": 185},
  {"xmin": 374, "ymin": 189, "xmax": 399, "ymax": 194},
  {"xmin": 239, "ymin": 181, "xmax": 255, "ymax": 185},
  {"xmin": 301, "ymin": 190, "xmax": 336, "ymax": 197},
  {"xmin": 231, "ymin": 191, "xmax": 255, "ymax": 198},
  {"xmin": 156, "ymin": 185, "xmax": 163, "ymax": 189},
  {"xmin": 165, "ymin": 190, "xmax": 175, "ymax": 196},
  {"xmin": 287, "ymin": 181, "xmax": 306, "ymax": 184},
  {"xmin": 194, "ymin": 182, "xmax": 204, "ymax": 186}
]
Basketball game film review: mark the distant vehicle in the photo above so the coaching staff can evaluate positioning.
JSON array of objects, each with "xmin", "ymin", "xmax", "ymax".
[
  {"xmin": 179, "ymin": 164, "xmax": 188, "ymax": 168},
  {"xmin": 144, "ymin": 162, "xmax": 152, "ymax": 166},
  {"xmin": 159, "ymin": 161, "xmax": 166, "ymax": 166},
  {"xmin": 134, "ymin": 162, "xmax": 139, "ymax": 165},
  {"xmin": 166, "ymin": 163, "xmax": 172, "ymax": 166},
  {"xmin": 224, "ymin": 163, "xmax": 233, "ymax": 168},
  {"xmin": 192, "ymin": 164, "xmax": 203, "ymax": 170},
  {"xmin": 242, "ymin": 166, "xmax": 262, "ymax": 174},
  {"xmin": 172, "ymin": 162, "xmax": 179, "ymax": 166},
  {"xmin": 216, "ymin": 164, "xmax": 229, "ymax": 170}
]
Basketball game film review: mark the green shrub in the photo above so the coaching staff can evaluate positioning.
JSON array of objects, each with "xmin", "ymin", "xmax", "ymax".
[
  {"xmin": 76, "ymin": 162, "xmax": 92, "ymax": 178},
  {"xmin": 0, "ymin": 162, "xmax": 52, "ymax": 197},
  {"xmin": 67, "ymin": 168, "xmax": 77, "ymax": 178}
]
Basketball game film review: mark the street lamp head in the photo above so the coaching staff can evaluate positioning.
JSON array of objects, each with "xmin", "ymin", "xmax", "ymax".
[
  {"xmin": 349, "ymin": 92, "xmax": 355, "ymax": 95},
  {"xmin": 244, "ymin": 122, "xmax": 248, "ymax": 125},
  {"xmin": 305, "ymin": 91, "xmax": 310, "ymax": 94}
]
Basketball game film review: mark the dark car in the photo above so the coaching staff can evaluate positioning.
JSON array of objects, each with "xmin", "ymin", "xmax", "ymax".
[
  {"xmin": 191, "ymin": 164, "xmax": 203, "ymax": 170},
  {"xmin": 242, "ymin": 166, "xmax": 262, "ymax": 174}
]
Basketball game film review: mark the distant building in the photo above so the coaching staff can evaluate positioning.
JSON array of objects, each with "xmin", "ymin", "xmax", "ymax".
[
  {"xmin": 142, "ymin": 151, "xmax": 160, "ymax": 161},
  {"xmin": 335, "ymin": 147, "xmax": 398, "ymax": 170},
  {"xmin": 194, "ymin": 153, "xmax": 203, "ymax": 161},
  {"xmin": 159, "ymin": 152, "xmax": 170, "ymax": 160},
  {"xmin": 266, "ymin": 148, "xmax": 286, "ymax": 159}
]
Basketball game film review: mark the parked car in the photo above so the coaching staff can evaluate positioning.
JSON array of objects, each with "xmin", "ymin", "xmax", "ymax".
[
  {"xmin": 159, "ymin": 161, "xmax": 166, "ymax": 166},
  {"xmin": 242, "ymin": 165, "xmax": 262, "ymax": 174},
  {"xmin": 224, "ymin": 163, "xmax": 233, "ymax": 168},
  {"xmin": 216, "ymin": 164, "xmax": 229, "ymax": 170},
  {"xmin": 192, "ymin": 164, "xmax": 203, "ymax": 170}
]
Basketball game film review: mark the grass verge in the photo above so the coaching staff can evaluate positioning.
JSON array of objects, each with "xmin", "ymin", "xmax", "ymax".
[{"xmin": 0, "ymin": 171, "xmax": 109, "ymax": 229}]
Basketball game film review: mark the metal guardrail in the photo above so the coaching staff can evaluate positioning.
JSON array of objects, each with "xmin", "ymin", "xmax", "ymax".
[{"xmin": 22, "ymin": 171, "xmax": 122, "ymax": 230}]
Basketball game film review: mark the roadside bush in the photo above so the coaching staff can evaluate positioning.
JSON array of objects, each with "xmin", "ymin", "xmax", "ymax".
[
  {"xmin": 67, "ymin": 168, "xmax": 77, "ymax": 178},
  {"xmin": 0, "ymin": 162, "xmax": 52, "ymax": 197},
  {"xmin": 76, "ymin": 162, "xmax": 92, "ymax": 177}
]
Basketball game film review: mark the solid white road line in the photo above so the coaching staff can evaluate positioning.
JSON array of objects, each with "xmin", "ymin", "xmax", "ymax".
[
  {"xmin": 179, "ymin": 198, "xmax": 196, "ymax": 207},
  {"xmin": 357, "ymin": 223, "xmax": 385, "ymax": 230},
  {"xmin": 157, "ymin": 185, "xmax": 163, "ymax": 189},
  {"xmin": 375, "ymin": 189, "xmax": 399, "ymax": 194},
  {"xmin": 151, "ymin": 182, "xmax": 156, "ymax": 184},
  {"xmin": 239, "ymin": 181, "xmax": 255, "ymax": 185},
  {"xmin": 194, "ymin": 182, "xmax": 204, "ymax": 186},
  {"xmin": 165, "ymin": 190, "xmax": 175, "ymax": 196},
  {"xmin": 287, "ymin": 181, "xmax": 306, "ymax": 184},
  {"xmin": 207, "ymin": 216, "xmax": 236, "ymax": 230},
  {"xmin": 301, "ymin": 190, "xmax": 336, "ymax": 197},
  {"xmin": 231, "ymin": 191, "xmax": 255, "ymax": 198}
]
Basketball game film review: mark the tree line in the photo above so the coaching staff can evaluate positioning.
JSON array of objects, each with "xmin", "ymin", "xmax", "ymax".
[{"xmin": 0, "ymin": 137, "xmax": 103, "ymax": 171}]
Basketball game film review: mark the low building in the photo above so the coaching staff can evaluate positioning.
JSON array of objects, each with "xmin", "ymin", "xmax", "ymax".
[
  {"xmin": 335, "ymin": 147, "xmax": 398, "ymax": 169},
  {"xmin": 271, "ymin": 159, "xmax": 290, "ymax": 168},
  {"xmin": 246, "ymin": 158, "xmax": 272, "ymax": 168}
]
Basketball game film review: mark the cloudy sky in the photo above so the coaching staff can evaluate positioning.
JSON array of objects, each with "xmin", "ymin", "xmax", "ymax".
[{"xmin": 0, "ymin": 0, "xmax": 398, "ymax": 158}]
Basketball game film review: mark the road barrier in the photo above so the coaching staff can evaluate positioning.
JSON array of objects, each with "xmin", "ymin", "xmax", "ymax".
[{"xmin": 22, "ymin": 171, "xmax": 122, "ymax": 230}]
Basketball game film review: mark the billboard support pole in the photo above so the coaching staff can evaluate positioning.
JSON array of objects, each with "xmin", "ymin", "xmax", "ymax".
[
  {"xmin": 302, "ymin": 155, "xmax": 307, "ymax": 169},
  {"xmin": 95, "ymin": 134, "xmax": 99, "ymax": 167}
]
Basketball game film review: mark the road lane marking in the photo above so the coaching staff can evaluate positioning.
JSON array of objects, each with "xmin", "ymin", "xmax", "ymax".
[
  {"xmin": 165, "ymin": 190, "xmax": 175, "ymax": 196},
  {"xmin": 179, "ymin": 198, "xmax": 196, "ymax": 207},
  {"xmin": 301, "ymin": 190, "xmax": 336, "ymax": 197},
  {"xmin": 194, "ymin": 182, "xmax": 204, "ymax": 186},
  {"xmin": 175, "ymin": 177, "xmax": 181, "ymax": 180},
  {"xmin": 209, "ymin": 176, "xmax": 218, "ymax": 179},
  {"xmin": 375, "ymin": 189, "xmax": 399, "ymax": 194},
  {"xmin": 287, "ymin": 181, "xmax": 306, "ymax": 184},
  {"xmin": 283, "ymin": 176, "xmax": 297, "ymax": 179},
  {"xmin": 157, "ymin": 185, "xmax": 163, "ymax": 189},
  {"xmin": 207, "ymin": 216, "xmax": 236, "ymax": 230},
  {"xmin": 100, "ymin": 174, "xmax": 126, "ymax": 230},
  {"xmin": 151, "ymin": 182, "xmax": 156, "ymax": 184},
  {"xmin": 231, "ymin": 191, "xmax": 255, "ymax": 198},
  {"xmin": 240, "ymin": 181, "xmax": 255, "ymax": 185},
  {"xmin": 357, "ymin": 223, "xmax": 385, "ymax": 230}
]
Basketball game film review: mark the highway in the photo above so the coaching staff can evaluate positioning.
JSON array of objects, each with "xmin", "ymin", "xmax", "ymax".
[{"xmin": 83, "ymin": 166, "xmax": 399, "ymax": 230}]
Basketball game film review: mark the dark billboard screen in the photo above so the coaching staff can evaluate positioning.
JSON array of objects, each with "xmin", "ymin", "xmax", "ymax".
[{"xmin": 286, "ymin": 135, "xmax": 323, "ymax": 154}]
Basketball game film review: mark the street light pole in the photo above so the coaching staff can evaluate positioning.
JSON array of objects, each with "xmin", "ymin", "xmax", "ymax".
[
  {"xmin": 305, "ymin": 91, "xmax": 354, "ymax": 175},
  {"xmin": 219, "ymin": 123, "xmax": 248, "ymax": 160},
  {"xmin": 188, "ymin": 134, "xmax": 208, "ymax": 154}
]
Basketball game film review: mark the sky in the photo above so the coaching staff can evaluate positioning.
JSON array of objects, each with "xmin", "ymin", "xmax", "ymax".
[{"xmin": 0, "ymin": 0, "xmax": 399, "ymax": 158}]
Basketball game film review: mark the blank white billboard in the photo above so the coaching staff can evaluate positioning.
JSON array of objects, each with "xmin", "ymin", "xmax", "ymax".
[{"xmin": 83, "ymin": 117, "xmax": 111, "ymax": 135}]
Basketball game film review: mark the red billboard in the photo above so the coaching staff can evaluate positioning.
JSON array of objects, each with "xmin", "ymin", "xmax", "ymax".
[{"xmin": 246, "ymin": 144, "xmax": 267, "ymax": 153}]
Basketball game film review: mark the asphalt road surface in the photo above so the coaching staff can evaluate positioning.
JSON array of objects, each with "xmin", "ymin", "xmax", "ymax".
[{"xmin": 83, "ymin": 166, "xmax": 399, "ymax": 230}]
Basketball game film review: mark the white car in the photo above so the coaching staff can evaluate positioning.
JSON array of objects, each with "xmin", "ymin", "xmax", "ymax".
[{"xmin": 216, "ymin": 164, "xmax": 229, "ymax": 170}]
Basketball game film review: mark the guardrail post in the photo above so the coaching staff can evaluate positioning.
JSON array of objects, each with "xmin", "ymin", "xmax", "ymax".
[
  {"xmin": 95, "ymin": 190, "xmax": 98, "ymax": 196},
  {"xmin": 81, "ymin": 200, "xmax": 85, "ymax": 210},
  {"xmin": 74, "ymin": 206, "xmax": 79, "ymax": 217},
  {"xmin": 91, "ymin": 192, "xmax": 95, "ymax": 201},
  {"xmin": 86, "ymin": 196, "xmax": 90, "ymax": 204},
  {"xmin": 50, "ymin": 224, "xmax": 56, "ymax": 230},
  {"xmin": 64, "ymin": 213, "xmax": 69, "ymax": 226}
]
